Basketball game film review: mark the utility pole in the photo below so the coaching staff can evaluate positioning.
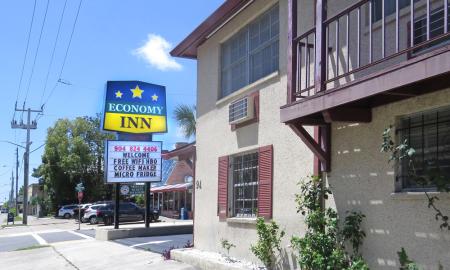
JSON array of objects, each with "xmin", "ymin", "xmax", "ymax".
[
  {"xmin": 15, "ymin": 147, "xmax": 19, "ymax": 216},
  {"xmin": 10, "ymin": 171, "xmax": 14, "ymax": 209},
  {"xmin": 11, "ymin": 106, "xmax": 42, "ymax": 224}
]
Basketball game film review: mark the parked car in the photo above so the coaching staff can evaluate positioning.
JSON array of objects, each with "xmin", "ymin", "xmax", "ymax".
[
  {"xmin": 97, "ymin": 202, "xmax": 159, "ymax": 226},
  {"xmin": 73, "ymin": 204, "xmax": 92, "ymax": 222},
  {"xmin": 1, "ymin": 208, "xmax": 8, "ymax": 213},
  {"xmin": 58, "ymin": 204, "xmax": 78, "ymax": 219},
  {"xmin": 83, "ymin": 204, "xmax": 106, "ymax": 224}
]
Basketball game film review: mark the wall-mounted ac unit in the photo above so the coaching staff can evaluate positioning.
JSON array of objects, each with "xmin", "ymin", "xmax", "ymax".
[{"xmin": 228, "ymin": 96, "xmax": 254, "ymax": 125}]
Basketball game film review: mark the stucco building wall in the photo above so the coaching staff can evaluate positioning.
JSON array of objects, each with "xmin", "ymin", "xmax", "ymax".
[
  {"xmin": 192, "ymin": 0, "xmax": 450, "ymax": 268},
  {"xmin": 195, "ymin": 0, "xmax": 314, "ymax": 264},
  {"xmin": 327, "ymin": 88, "xmax": 450, "ymax": 269}
]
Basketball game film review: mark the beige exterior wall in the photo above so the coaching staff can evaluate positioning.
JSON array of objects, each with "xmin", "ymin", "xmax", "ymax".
[
  {"xmin": 328, "ymin": 88, "xmax": 450, "ymax": 269},
  {"xmin": 195, "ymin": 0, "xmax": 314, "ymax": 266},
  {"xmin": 193, "ymin": 0, "xmax": 450, "ymax": 268}
]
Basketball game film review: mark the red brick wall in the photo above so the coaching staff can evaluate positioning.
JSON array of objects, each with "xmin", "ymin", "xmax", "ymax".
[{"xmin": 166, "ymin": 160, "xmax": 194, "ymax": 185}]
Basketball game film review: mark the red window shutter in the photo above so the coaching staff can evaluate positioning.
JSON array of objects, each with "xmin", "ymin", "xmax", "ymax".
[
  {"xmin": 258, "ymin": 145, "xmax": 273, "ymax": 219},
  {"xmin": 217, "ymin": 156, "xmax": 229, "ymax": 218}
]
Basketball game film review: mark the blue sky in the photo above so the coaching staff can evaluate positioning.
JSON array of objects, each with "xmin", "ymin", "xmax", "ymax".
[{"xmin": 0, "ymin": 0, "xmax": 223, "ymax": 202}]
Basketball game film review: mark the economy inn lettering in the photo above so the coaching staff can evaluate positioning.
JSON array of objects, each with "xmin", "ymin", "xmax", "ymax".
[{"xmin": 103, "ymin": 81, "xmax": 168, "ymax": 134}]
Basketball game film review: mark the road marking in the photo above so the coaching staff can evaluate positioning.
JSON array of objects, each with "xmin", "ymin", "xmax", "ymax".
[
  {"xmin": 31, "ymin": 233, "xmax": 48, "ymax": 245},
  {"xmin": 67, "ymin": 230, "xmax": 94, "ymax": 239},
  {"xmin": 0, "ymin": 229, "xmax": 64, "ymax": 238},
  {"xmin": 130, "ymin": 240, "xmax": 171, "ymax": 248}
]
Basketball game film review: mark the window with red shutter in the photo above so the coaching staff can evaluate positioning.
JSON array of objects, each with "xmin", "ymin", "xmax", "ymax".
[
  {"xmin": 258, "ymin": 145, "xmax": 273, "ymax": 219},
  {"xmin": 217, "ymin": 156, "xmax": 229, "ymax": 218}
]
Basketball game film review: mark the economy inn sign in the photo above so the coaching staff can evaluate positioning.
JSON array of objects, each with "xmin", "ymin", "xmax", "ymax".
[{"xmin": 103, "ymin": 81, "xmax": 167, "ymax": 134}]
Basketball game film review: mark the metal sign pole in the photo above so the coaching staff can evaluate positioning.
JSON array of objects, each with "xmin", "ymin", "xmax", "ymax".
[
  {"xmin": 114, "ymin": 183, "xmax": 120, "ymax": 229},
  {"xmin": 145, "ymin": 134, "xmax": 152, "ymax": 228}
]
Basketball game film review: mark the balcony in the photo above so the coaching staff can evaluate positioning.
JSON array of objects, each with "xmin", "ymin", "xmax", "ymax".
[{"xmin": 281, "ymin": 0, "xmax": 450, "ymax": 124}]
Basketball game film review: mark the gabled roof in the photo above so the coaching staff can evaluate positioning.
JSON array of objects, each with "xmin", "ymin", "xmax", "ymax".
[{"xmin": 170, "ymin": 0, "xmax": 253, "ymax": 59}]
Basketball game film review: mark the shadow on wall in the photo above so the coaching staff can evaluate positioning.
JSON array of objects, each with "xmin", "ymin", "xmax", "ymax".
[
  {"xmin": 236, "ymin": 123, "xmax": 259, "ymax": 148},
  {"xmin": 328, "ymin": 122, "xmax": 450, "ymax": 269}
]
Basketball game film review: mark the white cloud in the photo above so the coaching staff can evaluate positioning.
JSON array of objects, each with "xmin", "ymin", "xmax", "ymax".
[{"xmin": 133, "ymin": 34, "xmax": 182, "ymax": 71}]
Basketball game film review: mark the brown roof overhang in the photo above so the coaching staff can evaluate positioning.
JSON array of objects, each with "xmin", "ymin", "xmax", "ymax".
[
  {"xmin": 162, "ymin": 142, "xmax": 196, "ymax": 160},
  {"xmin": 170, "ymin": 0, "xmax": 253, "ymax": 59}
]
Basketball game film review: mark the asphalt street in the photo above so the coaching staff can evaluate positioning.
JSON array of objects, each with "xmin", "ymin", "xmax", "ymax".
[{"xmin": 114, "ymin": 233, "xmax": 193, "ymax": 253}]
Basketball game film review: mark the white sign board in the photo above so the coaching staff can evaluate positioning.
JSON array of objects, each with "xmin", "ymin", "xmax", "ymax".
[{"xmin": 106, "ymin": 140, "xmax": 162, "ymax": 183}]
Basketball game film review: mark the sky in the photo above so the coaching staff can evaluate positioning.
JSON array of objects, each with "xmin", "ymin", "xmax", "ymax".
[{"xmin": 0, "ymin": 0, "xmax": 224, "ymax": 202}]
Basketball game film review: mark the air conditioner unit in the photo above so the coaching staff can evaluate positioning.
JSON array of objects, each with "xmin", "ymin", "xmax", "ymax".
[{"xmin": 229, "ymin": 96, "xmax": 254, "ymax": 125}]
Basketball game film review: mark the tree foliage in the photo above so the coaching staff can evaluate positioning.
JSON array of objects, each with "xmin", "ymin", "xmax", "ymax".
[
  {"xmin": 33, "ymin": 116, "xmax": 114, "ymax": 209},
  {"xmin": 173, "ymin": 104, "xmax": 196, "ymax": 139}
]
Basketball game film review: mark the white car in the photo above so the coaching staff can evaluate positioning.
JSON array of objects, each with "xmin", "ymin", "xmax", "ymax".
[
  {"xmin": 58, "ymin": 204, "xmax": 78, "ymax": 219},
  {"xmin": 83, "ymin": 204, "xmax": 105, "ymax": 224}
]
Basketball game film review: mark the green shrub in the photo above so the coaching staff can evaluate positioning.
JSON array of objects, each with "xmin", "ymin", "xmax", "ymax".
[
  {"xmin": 291, "ymin": 176, "xmax": 369, "ymax": 270},
  {"xmin": 250, "ymin": 217, "xmax": 285, "ymax": 268}
]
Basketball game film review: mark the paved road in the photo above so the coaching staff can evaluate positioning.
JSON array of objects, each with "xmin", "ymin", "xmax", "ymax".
[{"xmin": 114, "ymin": 233, "xmax": 193, "ymax": 253}]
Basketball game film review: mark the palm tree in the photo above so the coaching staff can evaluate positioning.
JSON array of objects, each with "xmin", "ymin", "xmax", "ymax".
[{"xmin": 173, "ymin": 104, "xmax": 196, "ymax": 139}]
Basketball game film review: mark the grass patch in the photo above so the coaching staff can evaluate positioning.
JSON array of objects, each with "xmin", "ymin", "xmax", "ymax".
[
  {"xmin": 14, "ymin": 245, "xmax": 50, "ymax": 251},
  {"xmin": 14, "ymin": 215, "xmax": 23, "ymax": 222}
]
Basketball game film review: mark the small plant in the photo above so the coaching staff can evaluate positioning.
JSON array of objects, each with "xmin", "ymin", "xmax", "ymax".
[
  {"xmin": 250, "ymin": 217, "xmax": 285, "ymax": 268},
  {"xmin": 397, "ymin": 247, "xmax": 419, "ymax": 270},
  {"xmin": 220, "ymin": 239, "xmax": 235, "ymax": 256},
  {"xmin": 343, "ymin": 211, "xmax": 366, "ymax": 256},
  {"xmin": 184, "ymin": 240, "xmax": 194, "ymax": 248},
  {"xmin": 162, "ymin": 245, "xmax": 177, "ymax": 260}
]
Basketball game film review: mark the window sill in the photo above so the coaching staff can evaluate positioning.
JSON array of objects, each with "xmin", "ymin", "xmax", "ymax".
[
  {"xmin": 216, "ymin": 71, "xmax": 279, "ymax": 106},
  {"xmin": 390, "ymin": 191, "xmax": 450, "ymax": 201},
  {"xmin": 226, "ymin": 217, "xmax": 257, "ymax": 225}
]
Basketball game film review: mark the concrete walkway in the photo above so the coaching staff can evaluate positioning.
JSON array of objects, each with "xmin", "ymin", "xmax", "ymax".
[{"xmin": 0, "ymin": 238, "xmax": 196, "ymax": 270}]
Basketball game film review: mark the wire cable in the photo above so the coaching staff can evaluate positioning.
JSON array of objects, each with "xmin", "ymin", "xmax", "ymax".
[
  {"xmin": 39, "ymin": 0, "xmax": 69, "ymax": 107},
  {"xmin": 43, "ymin": 0, "xmax": 83, "ymax": 108},
  {"xmin": 13, "ymin": 0, "xmax": 37, "ymax": 120},
  {"xmin": 23, "ymin": 0, "xmax": 50, "ymax": 106}
]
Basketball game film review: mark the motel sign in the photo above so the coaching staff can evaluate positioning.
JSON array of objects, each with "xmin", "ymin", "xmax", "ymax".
[{"xmin": 103, "ymin": 81, "xmax": 168, "ymax": 134}]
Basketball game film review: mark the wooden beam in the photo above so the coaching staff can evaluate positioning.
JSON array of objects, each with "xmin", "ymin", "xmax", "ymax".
[
  {"xmin": 289, "ymin": 123, "xmax": 328, "ymax": 166},
  {"xmin": 322, "ymin": 107, "xmax": 372, "ymax": 123},
  {"xmin": 287, "ymin": 0, "xmax": 298, "ymax": 103},
  {"xmin": 315, "ymin": 0, "xmax": 327, "ymax": 94}
]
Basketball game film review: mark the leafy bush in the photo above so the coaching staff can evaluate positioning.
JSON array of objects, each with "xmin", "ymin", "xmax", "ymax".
[
  {"xmin": 250, "ymin": 217, "xmax": 285, "ymax": 268},
  {"xmin": 291, "ymin": 176, "xmax": 369, "ymax": 270}
]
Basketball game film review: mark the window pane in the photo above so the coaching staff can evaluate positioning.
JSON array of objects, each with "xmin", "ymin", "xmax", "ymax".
[
  {"xmin": 232, "ymin": 152, "xmax": 259, "ymax": 217},
  {"xmin": 220, "ymin": 4, "xmax": 279, "ymax": 97},
  {"xmin": 398, "ymin": 107, "xmax": 450, "ymax": 189}
]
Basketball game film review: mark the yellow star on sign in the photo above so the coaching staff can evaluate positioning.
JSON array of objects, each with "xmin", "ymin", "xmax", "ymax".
[
  {"xmin": 130, "ymin": 85, "xmax": 144, "ymax": 99},
  {"xmin": 115, "ymin": 90, "xmax": 123, "ymax": 98},
  {"xmin": 151, "ymin": 94, "xmax": 158, "ymax": 101}
]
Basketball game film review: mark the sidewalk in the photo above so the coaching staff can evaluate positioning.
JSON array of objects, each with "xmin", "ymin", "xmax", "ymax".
[{"xmin": 0, "ymin": 236, "xmax": 196, "ymax": 270}]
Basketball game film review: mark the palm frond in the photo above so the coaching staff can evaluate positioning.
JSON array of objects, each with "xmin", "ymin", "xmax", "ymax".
[{"xmin": 173, "ymin": 104, "xmax": 196, "ymax": 139}]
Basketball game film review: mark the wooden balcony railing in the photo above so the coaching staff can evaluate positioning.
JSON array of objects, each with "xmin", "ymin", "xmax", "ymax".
[{"xmin": 289, "ymin": 0, "xmax": 450, "ymax": 103}]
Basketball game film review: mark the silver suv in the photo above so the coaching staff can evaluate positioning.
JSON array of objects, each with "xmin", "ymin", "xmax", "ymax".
[
  {"xmin": 58, "ymin": 204, "xmax": 78, "ymax": 219},
  {"xmin": 83, "ymin": 204, "xmax": 105, "ymax": 224}
]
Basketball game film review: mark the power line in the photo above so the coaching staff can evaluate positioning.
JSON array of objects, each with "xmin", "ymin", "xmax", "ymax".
[
  {"xmin": 23, "ymin": 0, "xmax": 50, "ymax": 106},
  {"xmin": 43, "ymin": 0, "xmax": 83, "ymax": 109},
  {"xmin": 39, "ymin": 0, "xmax": 69, "ymax": 107},
  {"xmin": 14, "ymin": 0, "xmax": 37, "ymax": 119}
]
